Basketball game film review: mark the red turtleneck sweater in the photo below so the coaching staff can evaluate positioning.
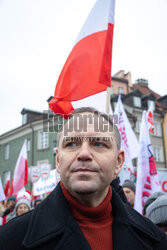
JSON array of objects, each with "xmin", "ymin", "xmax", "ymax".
[{"xmin": 61, "ymin": 182, "xmax": 113, "ymax": 250}]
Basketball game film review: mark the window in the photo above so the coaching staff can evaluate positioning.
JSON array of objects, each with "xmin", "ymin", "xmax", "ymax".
[
  {"xmin": 38, "ymin": 131, "xmax": 49, "ymax": 149},
  {"xmin": 153, "ymin": 147, "xmax": 161, "ymax": 162},
  {"xmin": 153, "ymin": 147, "xmax": 164, "ymax": 162},
  {"xmin": 148, "ymin": 100, "xmax": 155, "ymax": 111},
  {"xmin": 27, "ymin": 139, "xmax": 31, "ymax": 151},
  {"xmin": 136, "ymin": 119, "xmax": 141, "ymax": 133},
  {"xmin": 133, "ymin": 96, "xmax": 141, "ymax": 107},
  {"xmin": 22, "ymin": 113, "xmax": 27, "ymax": 125},
  {"xmin": 118, "ymin": 87, "xmax": 124, "ymax": 94},
  {"xmin": 4, "ymin": 144, "xmax": 10, "ymax": 160},
  {"xmin": 154, "ymin": 122, "xmax": 161, "ymax": 137}
]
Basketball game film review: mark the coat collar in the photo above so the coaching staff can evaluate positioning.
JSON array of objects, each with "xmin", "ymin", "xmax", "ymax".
[
  {"xmin": 23, "ymin": 183, "xmax": 162, "ymax": 249},
  {"xmin": 111, "ymin": 188, "xmax": 162, "ymax": 249},
  {"xmin": 23, "ymin": 183, "xmax": 81, "ymax": 248}
]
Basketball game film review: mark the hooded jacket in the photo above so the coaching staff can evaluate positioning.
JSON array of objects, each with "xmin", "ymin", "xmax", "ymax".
[{"xmin": 0, "ymin": 182, "xmax": 167, "ymax": 250}]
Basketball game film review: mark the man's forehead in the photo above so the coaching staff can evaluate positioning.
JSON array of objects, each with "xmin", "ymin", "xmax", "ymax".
[
  {"xmin": 63, "ymin": 112, "xmax": 114, "ymax": 134},
  {"xmin": 58, "ymin": 112, "xmax": 116, "ymax": 146}
]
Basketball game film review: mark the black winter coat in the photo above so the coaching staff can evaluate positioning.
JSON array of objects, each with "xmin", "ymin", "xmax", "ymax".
[{"xmin": 0, "ymin": 182, "xmax": 167, "ymax": 250}]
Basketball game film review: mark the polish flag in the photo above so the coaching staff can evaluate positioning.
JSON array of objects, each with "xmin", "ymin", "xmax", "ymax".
[
  {"xmin": 4, "ymin": 171, "xmax": 10, "ymax": 197},
  {"xmin": 49, "ymin": 0, "xmax": 115, "ymax": 116},
  {"xmin": 12, "ymin": 140, "xmax": 28, "ymax": 195}
]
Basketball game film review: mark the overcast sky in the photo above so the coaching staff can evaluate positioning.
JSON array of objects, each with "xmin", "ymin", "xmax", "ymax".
[{"xmin": 0, "ymin": 0, "xmax": 167, "ymax": 135}]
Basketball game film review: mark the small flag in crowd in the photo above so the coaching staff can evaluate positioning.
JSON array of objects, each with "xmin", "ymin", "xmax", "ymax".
[
  {"xmin": 49, "ymin": 0, "xmax": 115, "ymax": 116},
  {"xmin": 4, "ymin": 171, "xmax": 10, "ymax": 197},
  {"xmin": 0, "ymin": 176, "xmax": 6, "ymax": 202},
  {"xmin": 134, "ymin": 111, "xmax": 160, "ymax": 214},
  {"xmin": 11, "ymin": 140, "xmax": 28, "ymax": 195},
  {"xmin": 114, "ymin": 95, "xmax": 139, "ymax": 172}
]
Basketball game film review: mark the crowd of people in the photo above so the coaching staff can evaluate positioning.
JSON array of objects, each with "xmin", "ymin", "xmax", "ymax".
[
  {"xmin": 0, "ymin": 107, "xmax": 167, "ymax": 249},
  {"xmin": 0, "ymin": 191, "xmax": 42, "ymax": 226}
]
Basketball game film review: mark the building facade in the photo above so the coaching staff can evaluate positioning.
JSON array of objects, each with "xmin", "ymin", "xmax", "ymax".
[{"xmin": 0, "ymin": 71, "xmax": 167, "ymax": 187}]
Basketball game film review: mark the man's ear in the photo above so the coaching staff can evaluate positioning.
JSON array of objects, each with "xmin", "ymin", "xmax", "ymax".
[
  {"xmin": 56, "ymin": 148, "xmax": 60, "ymax": 174},
  {"xmin": 114, "ymin": 150, "xmax": 125, "ymax": 176}
]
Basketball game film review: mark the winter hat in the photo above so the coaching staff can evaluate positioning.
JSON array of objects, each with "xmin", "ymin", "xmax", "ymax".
[
  {"xmin": 143, "ymin": 191, "xmax": 164, "ymax": 215},
  {"xmin": 16, "ymin": 191, "xmax": 31, "ymax": 203},
  {"xmin": 7, "ymin": 196, "xmax": 16, "ymax": 202},
  {"xmin": 146, "ymin": 194, "xmax": 167, "ymax": 225},
  {"xmin": 15, "ymin": 198, "xmax": 31, "ymax": 211},
  {"xmin": 122, "ymin": 179, "xmax": 136, "ymax": 193}
]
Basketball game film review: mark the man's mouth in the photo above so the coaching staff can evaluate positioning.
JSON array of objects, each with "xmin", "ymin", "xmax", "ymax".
[{"xmin": 73, "ymin": 168, "xmax": 97, "ymax": 172}]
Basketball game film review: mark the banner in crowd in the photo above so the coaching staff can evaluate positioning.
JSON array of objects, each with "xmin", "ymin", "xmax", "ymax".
[
  {"xmin": 33, "ymin": 169, "xmax": 57, "ymax": 196},
  {"xmin": 119, "ymin": 167, "xmax": 167, "ymax": 194},
  {"xmin": 134, "ymin": 111, "xmax": 160, "ymax": 214}
]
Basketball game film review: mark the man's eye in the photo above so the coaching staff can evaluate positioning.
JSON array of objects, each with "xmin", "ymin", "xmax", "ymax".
[
  {"xmin": 93, "ymin": 142, "xmax": 107, "ymax": 148},
  {"xmin": 65, "ymin": 142, "xmax": 78, "ymax": 147}
]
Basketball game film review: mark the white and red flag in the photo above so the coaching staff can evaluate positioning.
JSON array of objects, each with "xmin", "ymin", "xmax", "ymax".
[
  {"xmin": 11, "ymin": 140, "xmax": 28, "ymax": 195},
  {"xmin": 134, "ymin": 111, "xmax": 160, "ymax": 214},
  {"xmin": 114, "ymin": 95, "xmax": 139, "ymax": 173},
  {"xmin": 49, "ymin": 0, "xmax": 115, "ymax": 115},
  {"xmin": 147, "ymin": 102, "xmax": 154, "ymax": 135},
  {"xmin": 4, "ymin": 171, "xmax": 10, "ymax": 197},
  {"xmin": 0, "ymin": 176, "xmax": 6, "ymax": 202}
]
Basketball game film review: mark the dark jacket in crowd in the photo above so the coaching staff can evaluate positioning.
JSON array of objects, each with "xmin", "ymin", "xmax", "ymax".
[{"xmin": 0, "ymin": 182, "xmax": 167, "ymax": 250}]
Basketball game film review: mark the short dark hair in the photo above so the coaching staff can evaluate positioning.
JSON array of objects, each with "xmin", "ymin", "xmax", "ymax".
[{"xmin": 58, "ymin": 107, "xmax": 121, "ymax": 150}]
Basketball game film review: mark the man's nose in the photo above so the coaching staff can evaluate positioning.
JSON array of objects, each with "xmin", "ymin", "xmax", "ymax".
[{"xmin": 77, "ymin": 142, "xmax": 93, "ymax": 161}]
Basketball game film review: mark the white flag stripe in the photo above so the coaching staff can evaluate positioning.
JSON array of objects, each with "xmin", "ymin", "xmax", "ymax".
[
  {"xmin": 75, "ymin": 0, "xmax": 115, "ymax": 45},
  {"xmin": 72, "ymin": 91, "xmax": 113, "ymax": 114}
]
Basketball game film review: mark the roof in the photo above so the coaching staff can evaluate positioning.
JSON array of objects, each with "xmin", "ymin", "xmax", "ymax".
[{"xmin": 132, "ymin": 84, "xmax": 166, "ymax": 111}]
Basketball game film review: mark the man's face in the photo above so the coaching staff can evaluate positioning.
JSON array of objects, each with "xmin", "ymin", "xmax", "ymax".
[
  {"xmin": 7, "ymin": 200, "xmax": 15, "ymax": 209},
  {"xmin": 123, "ymin": 187, "xmax": 135, "ymax": 206},
  {"xmin": 56, "ymin": 113, "xmax": 124, "ymax": 199}
]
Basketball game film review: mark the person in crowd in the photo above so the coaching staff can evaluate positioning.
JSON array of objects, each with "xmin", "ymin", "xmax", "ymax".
[
  {"xmin": 143, "ymin": 191, "xmax": 164, "ymax": 215},
  {"xmin": 0, "ymin": 201, "xmax": 5, "ymax": 217},
  {"xmin": 146, "ymin": 194, "xmax": 167, "ymax": 235},
  {"xmin": 1, "ymin": 196, "xmax": 16, "ymax": 225},
  {"xmin": 6, "ymin": 191, "xmax": 32, "ymax": 222},
  {"xmin": 122, "ymin": 179, "xmax": 136, "ymax": 207},
  {"xmin": 34, "ymin": 198, "xmax": 43, "ymax": 208},
  {"xmin": 0, "ymin": 107, "xmax": 167, "ymax": 250},
  {"xmin": 0, "ymin": 202, "xmax": 5, "ymax": 226},
  {"xmin": 14, "ymin": 198, "xmax": 31, "ymax": 217}
]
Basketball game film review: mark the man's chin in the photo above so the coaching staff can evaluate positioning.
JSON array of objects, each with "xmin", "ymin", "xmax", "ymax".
[{"xmin": 70, "ymin": 181, "xmax": 97, "ymax": 195}]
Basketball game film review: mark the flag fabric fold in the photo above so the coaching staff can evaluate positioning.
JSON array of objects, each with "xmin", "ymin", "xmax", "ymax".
[
  {"xmin": 49, "ymin": 0, "xmax": 115, "ymax": 116},
  {"xmin": 12, "ymin": 140, "xmax": 28, "ymax": 195},
  {"xmin": 114, "ymin": 95, "xmax": 139, "ymax": 173},
  {"xmin": 134, "ymin": 111, "xmax": 160, "ymax": 214}
]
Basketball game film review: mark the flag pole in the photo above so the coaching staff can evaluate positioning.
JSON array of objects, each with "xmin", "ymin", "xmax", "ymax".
[{"xmin": 106, "ymin": 85, "xmax": 111, "ymax": 115}]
